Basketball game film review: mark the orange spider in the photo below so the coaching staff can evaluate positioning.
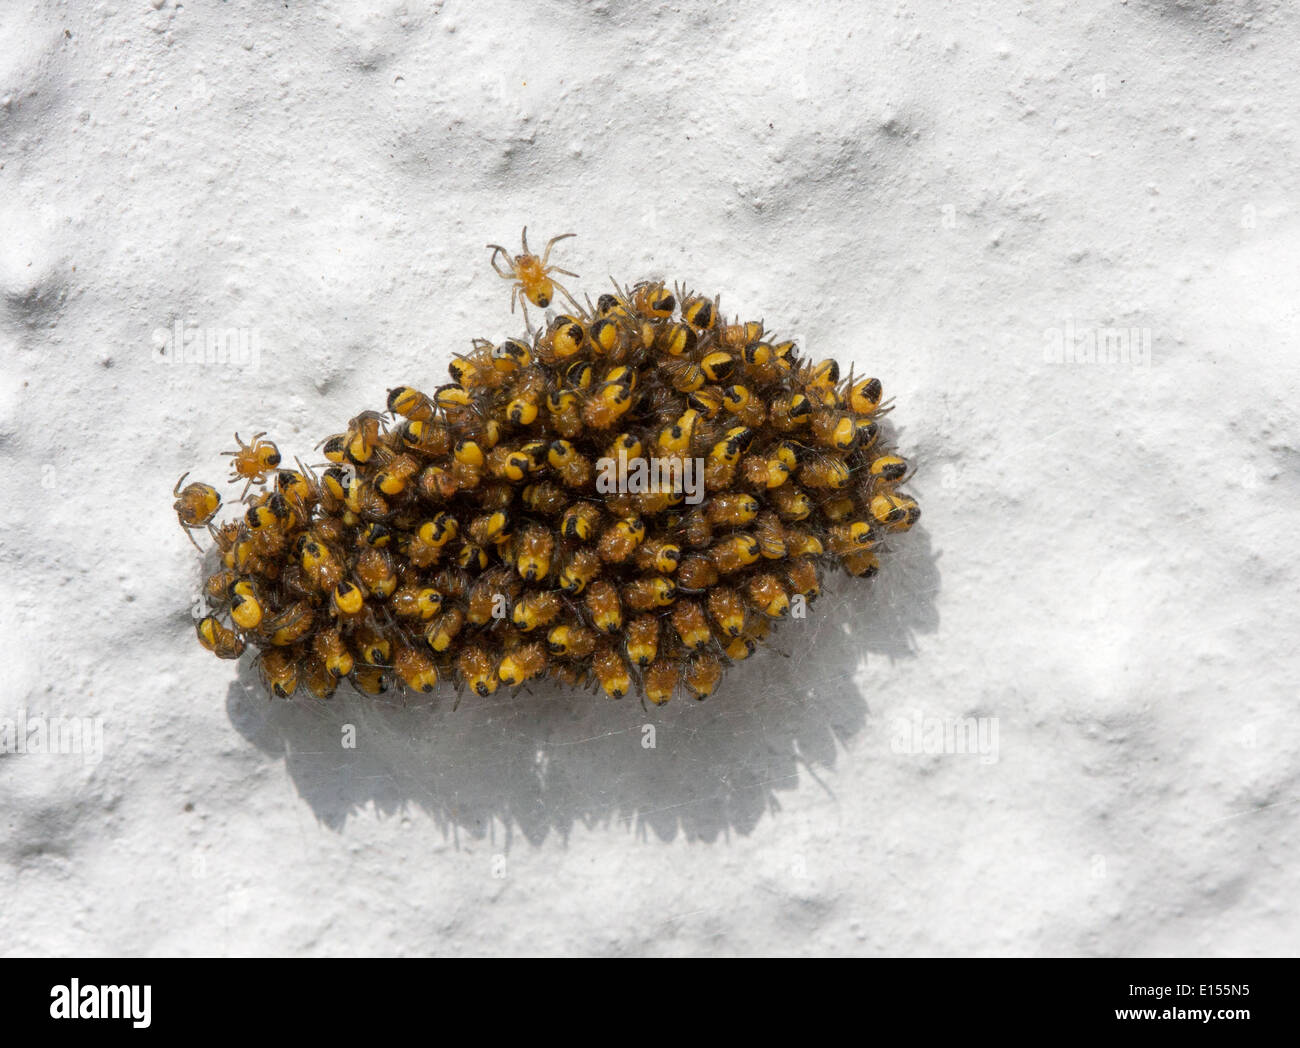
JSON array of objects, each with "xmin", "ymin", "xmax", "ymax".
[
  {"xmin": 172, "ymin": 471, "xmax": 221, "ymax": 550},
  {"xmin": 221, "ymin": 431, "xmax": 281, "ymax": 498},
  {"xmin": 486, "ymin": 227, "xmax": 581, "ymax": 324}
]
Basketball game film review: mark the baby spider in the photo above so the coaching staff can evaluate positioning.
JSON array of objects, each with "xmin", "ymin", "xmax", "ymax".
[
  {"xmin": 173, "ymin": 472, "xmax": 221, "ymax": 551},
  {"xmin": 221, "ymin": 431, "xmax": 281, "ymax": 498},
  {"xmin": 486, "ymin": 227, "xmax": 581, "ymax": 326}
]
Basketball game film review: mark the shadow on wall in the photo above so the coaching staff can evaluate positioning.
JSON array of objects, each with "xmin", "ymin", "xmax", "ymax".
[{"xmin": 226, "ymin": 528, "xmax": 939, "ymax": 845}]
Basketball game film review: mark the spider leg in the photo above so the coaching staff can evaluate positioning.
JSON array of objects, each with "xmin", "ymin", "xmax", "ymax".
[
  {"xmin": 521, "ymin": 226, "xmax": 531, "ymax": 256},
  {"xmin": 550, "ymin": 278, "xmax": 583, "ymax": 314},
  {"xmin": 486, "ymin": 246, "xmax": 515, "ymax": 280},
  {"xmin": 541, "ymin": 232, "xmax": 577, "ymax": 265},
  {"xmin": 550, "ymin": 266, "xmax": 579, "ymax": 279},
  {"xmin": 184, "ymin": 526, "xmax": 204, "ymax": 553},
  {"xmin": 173, "ymin": 471, "xmax": 190, "ymax": 498},
  {"xmin": 509, "ymin": 284, "xmax": 536, "ymax": 329},
  {"xmin": 609, "ymin": 276, "xmax": 634, "ymax": 306}
]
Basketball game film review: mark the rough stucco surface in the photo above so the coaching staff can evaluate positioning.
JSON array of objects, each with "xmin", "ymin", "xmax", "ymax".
[{"xmin": 1, "ymin": 0, "xmax": 1297, "ymax": 955}]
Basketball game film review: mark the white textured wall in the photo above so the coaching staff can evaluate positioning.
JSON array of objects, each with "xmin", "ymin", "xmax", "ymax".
[{"xmin": 2, "ymin": 0, "xmax": 1297, "ymax": 955}]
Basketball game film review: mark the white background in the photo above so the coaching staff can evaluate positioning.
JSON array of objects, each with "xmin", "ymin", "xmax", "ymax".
[{"xmin": 2, "ymin": 0, "xmax": 1297, "ymax": 955}]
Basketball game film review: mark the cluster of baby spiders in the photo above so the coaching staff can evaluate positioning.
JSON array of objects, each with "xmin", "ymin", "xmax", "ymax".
[{"xmin": 174, "ymin": 231, "xmax": 919, "ymax": 704}]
